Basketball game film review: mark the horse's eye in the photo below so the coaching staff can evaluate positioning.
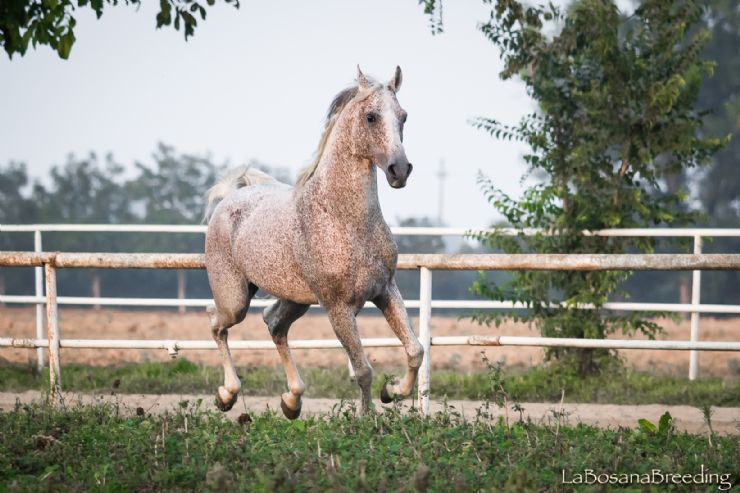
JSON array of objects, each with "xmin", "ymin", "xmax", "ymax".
[{"xmin": 366, "ymin": 113, "xmax": 378, "ymax": 124}]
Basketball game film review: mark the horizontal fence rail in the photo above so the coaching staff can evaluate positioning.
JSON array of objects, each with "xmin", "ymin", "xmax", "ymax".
[
  {"xmin": 3, "ymin": 224, "xmax": 740, "ymax": 236},
  {"xmin": 1, "ymin": 248, "xmax": 739, "ymax": 415},
  {"xmin": 2, "ymin": 225, "xmax": 739, "ymax": 411},
  {"xmin": 3, "ymin": 337, "xmax": 739, "ymax": 352},
  {"xmin": 2, "ymin": 251, "xmax": 739, "ymax": 270},
  {"xmin": 2, "ymin": 295, "xmax": 739, "ymax": 314}
]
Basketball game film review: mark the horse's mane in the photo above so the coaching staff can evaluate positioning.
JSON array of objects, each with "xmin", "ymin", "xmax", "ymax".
[{"xmin": 296, "ymin": 80, "xmax": 380, "ymax": 187}]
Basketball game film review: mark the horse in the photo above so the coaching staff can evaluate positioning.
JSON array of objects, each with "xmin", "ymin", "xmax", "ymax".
[{"xmin": 204, "ymin": 66, "xmax": 423, "ymax": 418}]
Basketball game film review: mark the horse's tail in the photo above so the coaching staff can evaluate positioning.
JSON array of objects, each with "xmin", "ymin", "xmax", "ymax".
[{"xmin": 204, "ymin": 166, "xmax": 279, "ymax": 223}]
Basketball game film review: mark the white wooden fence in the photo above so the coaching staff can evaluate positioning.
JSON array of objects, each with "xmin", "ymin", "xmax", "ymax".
[{"xmin": 1, "ymin": 225, "xmax": 739, "ymax": 415}]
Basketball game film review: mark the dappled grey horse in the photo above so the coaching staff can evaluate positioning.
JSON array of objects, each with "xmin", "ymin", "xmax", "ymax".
[{"xmin": 204, "ymin": 66, "xmax": 423, "ymax": 418}]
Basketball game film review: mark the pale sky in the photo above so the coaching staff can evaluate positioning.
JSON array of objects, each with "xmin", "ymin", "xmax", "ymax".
[{"xmin": 0, "ymin": 1, "xmax": 534, "ymax": 228}]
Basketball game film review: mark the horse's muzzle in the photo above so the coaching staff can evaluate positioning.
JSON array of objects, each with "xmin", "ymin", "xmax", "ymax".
[{"xmin": 386, "ymin": 162, "xmax": 413, "ymax": 188}]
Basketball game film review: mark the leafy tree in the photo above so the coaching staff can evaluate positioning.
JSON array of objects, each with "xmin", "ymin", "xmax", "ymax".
[
  {"xmin": 0, "ymin": 162, "xmax": 39, "ymax": 248},
  {"xmin": 695, "ymin": 0, "xmax": 740, "ymax": 305},
  {"xmin": 462, "ymin": 0, "xmax": 724, "ymax": 374},
  {"xmin": 0, "ymin": 145, "xmax": 293, "ymax": 300},
  {"xmin": 34, "ymin": 153, "xmax": 131, "ymax": 225},
  {"xmin": 127, "ymin": 143, "xmax": 223, "ymax": 227},
  {"xmin": 0, "ymin": 163, "xmax": 39, "ymax": 297},
  {"xmin": 0, "ymin": 0, "xmax": 239, "ymax": 59},
  {"xmin": 28, "ymin": 153, "xmax": 134, "ymax": 297}
]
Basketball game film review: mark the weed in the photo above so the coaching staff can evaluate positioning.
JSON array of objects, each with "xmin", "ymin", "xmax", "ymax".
[{"xmin": 1, "ymin": 400, "xmax": 735, "ymax": 491}]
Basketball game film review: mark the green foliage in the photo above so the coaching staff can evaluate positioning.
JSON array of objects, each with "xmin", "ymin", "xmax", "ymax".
[
  {"xmin": 418, "ymin": 0, "xmax": 443, "ymax": 35},
  {"xmin": 127, "ymin": 143, "xmax": 224, "ymax": 227},
  {"xmin": 0, "ymin": 400, "xmax": 736, "ymax": 491},
  {"xmin": 638, "ymin": 411, "xmax": 674, "ymax": 437},
  {"xmin": 695, "ymin": 0, "xmax": 740, "ymax": 305},
  {"xmin": 2, "ymin": 359, "xmax": 737, "ymax": 406},
  {"xmin": 469, "ymin": 0, "xmax": 724, "ymax": 374},
  {"xmin": 434, "ymin": 361, "xmax": 740, "ymax": 406},
  {"xmin": 0, "ymin": 0, "xmax": 239, "ymax": 59},
  {"xmin": 0, "ymin": 144, "xmax": 294, "ymax": 299},
  {"xmin": 33, "ymin": 153, "xmax": 134, "ymax": 230},
  {"xmin": 0, "ymin": 162, "xmax": 39, "ymax": 250}
]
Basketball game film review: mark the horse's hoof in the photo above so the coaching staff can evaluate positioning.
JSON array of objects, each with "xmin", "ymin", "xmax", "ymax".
[
  {"xmin": 280, "ymin": 396, "xmax": 302, "ymax": 420},
  {"xmin": 380, "ymin": 385, "xmax": 394, "ymax": 404},
  {"xmin": 215, "ymin": 391, "xmax": 238, "ymax": 412}
]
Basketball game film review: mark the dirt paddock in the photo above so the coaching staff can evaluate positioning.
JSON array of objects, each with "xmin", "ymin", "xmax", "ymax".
[{"xmin": 1, "ymin": 307, "xmax": 738, "ymax": 377}]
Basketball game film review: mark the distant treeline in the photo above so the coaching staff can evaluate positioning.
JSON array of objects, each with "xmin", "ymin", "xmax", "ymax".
[
  {"xmin": 0, "ymin": 143, "xmax": 736, "ymax": 308},
  {"xmin": 0, "ymin": 145, "xmax": 493, "ymax": 307}
]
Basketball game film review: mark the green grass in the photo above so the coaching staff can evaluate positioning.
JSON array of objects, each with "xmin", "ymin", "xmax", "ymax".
[
  {"xmin": 1, "ymin": 359, "xmax": 738, "ymax": 406},
  {"xmin": 0, "ymin": 400, "xmax": 737, "ymax": 492}
]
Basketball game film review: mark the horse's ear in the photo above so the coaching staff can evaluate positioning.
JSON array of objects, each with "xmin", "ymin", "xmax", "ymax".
[
  {"xmin": 357, "ymin": 65, "xmax": 371, "ymax": 90},
  {"xmin": 388, "ymin": 66, "xmax": 403, "ymax": 93}
]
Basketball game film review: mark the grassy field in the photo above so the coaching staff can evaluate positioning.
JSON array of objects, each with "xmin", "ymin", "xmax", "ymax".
[
  {"xmin": 0, "ymin": 399, "xmax": 736, "ymax": 492},
  {"xmin": 1, "ymin": 358, "xmax": 738, "ymax": 407}
]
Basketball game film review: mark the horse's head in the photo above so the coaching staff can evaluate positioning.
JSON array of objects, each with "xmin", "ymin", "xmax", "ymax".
[{"xmin": 349, "ymin": 66, "xmax": 412, "ymax": 189}]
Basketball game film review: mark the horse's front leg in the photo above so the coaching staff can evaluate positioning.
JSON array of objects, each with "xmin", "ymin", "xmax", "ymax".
[
  {"xmin": 326, "ymin": 304, "xmax": 373, "ymax": 413},
  {"xmin": 373, "ymin": 280, "xmax": 424, "ymax": 403}
]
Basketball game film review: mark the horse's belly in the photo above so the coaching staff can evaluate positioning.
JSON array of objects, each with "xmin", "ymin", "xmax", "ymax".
[{"xmin": 245, "ymin": 262, "xmax": 317, "ymax": 305}]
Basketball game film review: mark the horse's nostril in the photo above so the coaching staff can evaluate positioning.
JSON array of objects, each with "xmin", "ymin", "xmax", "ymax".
[
  {"xmin": 407, "ymin": 163, "xmax": 413, "ymax": 176},
  {"xmin": 388, "ymin": 164, "xmax": 398, "ymax": 178}
]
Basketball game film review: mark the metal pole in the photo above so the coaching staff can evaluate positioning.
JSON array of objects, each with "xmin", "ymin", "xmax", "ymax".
[
  {"xmin": 2, "ymin": 336, "xmax": 739, "ymax": 351},
  {"xmin": 418, "ymin": 267, "xmax": 432, "ymax": 416},
  {"xmin": 177, "ymin": 270, "xmax": 186, "ymax": 314},
  {"xmin": 34, "ymin": 231, "xmax": 45, "ymax": 371},
  {"xmin": 45, "ymin": 263, "xmax": 63, "ymax": 406},
  {"xmin": 689, "ymin": 235, "xmax": 702, "ymax": 380}
]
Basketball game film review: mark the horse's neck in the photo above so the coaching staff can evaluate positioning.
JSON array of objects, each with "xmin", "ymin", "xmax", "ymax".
[{"xmin": 300, "ymin": 146, "xmax": 382, "ymax": 226}]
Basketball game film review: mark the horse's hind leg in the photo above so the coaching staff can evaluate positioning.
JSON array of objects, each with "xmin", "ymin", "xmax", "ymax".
[
  {"xmin": 373, "ymin": 281, "xmax": 424, "ymax": 403},
  {"xmin": 263, "ymin": 299, "xmax": 310, "ymax": 419},
  {"xmin": 208, "ymin": 281, "xmax": 257, "ymax": 412}
]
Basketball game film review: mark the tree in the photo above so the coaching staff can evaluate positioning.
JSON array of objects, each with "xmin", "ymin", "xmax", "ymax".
[
  {"xmin": 127, "ymin": 143, "xmax": 223, "ymax": 227},
  {"xmin": 695, "ymin": 0, "xmax": 740, "ymax": 306},
  {"xmin": 0, "ymin": 163, "xmax": 40, "ymax": 298},
  {"xmin": 465, "ymin": 0, "xmax": 724, "ymax": 374},
  {"xmin": 33, "ymin": 152, "xmax": 131, "ymax": 228},
  {"xmin": 0, "ymin": 0, "xmax": 238, "ymax": 59},
  {"xmin": 0, "ymin": 145, "xmax": 292, "ymax": 301},
  {"xmin": 28, "ymin": 152, "xmax": 134, "ymax": 298},
  {"xmin": 0, "ymin": 162, "xmax": 39, "ymax": 241}
]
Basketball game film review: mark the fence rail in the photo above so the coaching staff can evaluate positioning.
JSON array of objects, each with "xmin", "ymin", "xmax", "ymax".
[
  {"xmin": 2, "ymin": 225, "xmax": 740, "ymax": 410},
  {"xmin": 1, "ymin": 247, "xmax": 739, "ymax": 415},
  {"xmin": 2, "ymin": 251, "xmax": 740, "ymax": 270}
]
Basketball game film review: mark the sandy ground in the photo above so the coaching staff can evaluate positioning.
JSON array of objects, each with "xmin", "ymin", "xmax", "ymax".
[
  {"xmin": 1, "ymin": 307, "xmax": 738, "ymax": 377},
  {"xmin": 2, "ymin": 391, "xmax": 737, "ymax": 435}
]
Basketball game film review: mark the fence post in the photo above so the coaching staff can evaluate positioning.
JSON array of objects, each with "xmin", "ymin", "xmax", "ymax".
[
  {"xmin": 418, "ymin": 267, "xmax": 432, "ymax": 417},
  {"xmin": 34, "ymin": 230, "xmax": 45, "ymax": 372},
  {"xmin": 177, "ymin": 270, "xmax": 186, "ymax": 314},
  {"xmin": 45, "ymin": 263, "xmax": 63, "ymax": 406},
  {"xmin": 689, "ymin": 235, "xmax": 702, "ymax": 380}
]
